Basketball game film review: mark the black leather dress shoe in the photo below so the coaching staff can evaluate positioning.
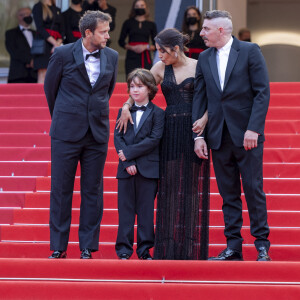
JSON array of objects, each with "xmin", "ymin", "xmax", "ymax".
[
  {"xmin": 80, "ymin": 248, "xmax": 92, "ymax": 259},
  {"xmin": 48, "ymin": 250, "xmax": 67, "ymax": 259},
  {"xmin": 208, "ymin": 248, "xmax": 243, "ymax": 261},
  {"xmin": 119, "ymin": 253, "xmax": 130, "ymax": 260},
  {"xmin": 139, "ymin": 252, "xmax": 153, "ymax": 260},
  {"xmin": 257, "ymin": 247, "xmax": 271, "ymax": 261}
]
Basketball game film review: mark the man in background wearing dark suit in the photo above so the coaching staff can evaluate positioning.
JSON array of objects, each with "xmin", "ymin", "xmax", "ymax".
[
  {"xmin": 192, "ymin": 10, "xmax": 271, "ymax": 261},
  {"xmin": 5, "ymin": 7, "xmax": 37, "ymax": 83},
  {"xmin": 44, "ymin": 11, "xmax": 118, "ymax": 259}
]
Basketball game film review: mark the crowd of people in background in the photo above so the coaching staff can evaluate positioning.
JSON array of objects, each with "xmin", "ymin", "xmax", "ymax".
[{"xmin": 4, "ymin": 0, "xmax": 251, "ymax": 84}]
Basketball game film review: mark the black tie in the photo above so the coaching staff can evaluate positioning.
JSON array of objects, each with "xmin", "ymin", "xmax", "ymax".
[
  {"xmin": 22, "ymin": 28, "xmax": 29, "ymax": 31},
  {"xmin": 85, "ymin": 51, "xmax": 100, "ymax": 60},
  {"xmin": 131, "ymin": 105, "xmax": 147, "ymax": 112}
]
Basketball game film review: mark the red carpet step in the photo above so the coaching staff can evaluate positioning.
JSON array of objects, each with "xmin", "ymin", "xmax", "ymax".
[
  {"xmin": 0, "ymin": 243, "xmax": 297, "ymax": 261},
  {"xmin": 7, "ymin": 208, "xmax": 300, "ymax": 227},
  {"xmin": 1, "ymin": 225, "xmax": 299, "ymax": 245},
  {"xmin": 0, "ymin": 260, "xmax": 299, "ymax": 299},
  {"xmin": 0, "ymin": 82, "xmax": 300, "ymax": 298},
  {"xmin": 33, "ymin": 176, "xmax": 300, "ymax": 194}
]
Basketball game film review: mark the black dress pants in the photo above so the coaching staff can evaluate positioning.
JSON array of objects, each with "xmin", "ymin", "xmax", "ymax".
[
  {"xmin": 116, "ymin": 172, "xmax": 157, "ymax": 258},
  {"xmin": 211, "ymin": 124, "xmax": 270, "ymax": 252},
  {"xmin": 49, "ymin": 129, "xmax": 108, "ymax": 251}
]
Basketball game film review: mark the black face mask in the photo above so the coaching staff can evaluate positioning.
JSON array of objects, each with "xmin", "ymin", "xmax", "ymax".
[
  {"xmin": 23, "ymin": 16, "xmax": 33, "ymax": 25},
  {"xmin": 186, "ymin": 17, "xmax": 198, "ymax": 25},
  {"xmin": 243, "ymin": 38, "xmax": 251, "ymax": 42},
  {"xmin": 135, "ymin": 8, "xmax": 146, "ymax": 16},
  {"xmin": 72, "ymin": 0, "xmax": 82, "ymax": 4}
]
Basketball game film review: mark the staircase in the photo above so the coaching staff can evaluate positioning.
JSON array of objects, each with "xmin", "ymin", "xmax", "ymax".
[{"xmin": 0, "ymin": 83, "xmax": 300, "ymax": 298}]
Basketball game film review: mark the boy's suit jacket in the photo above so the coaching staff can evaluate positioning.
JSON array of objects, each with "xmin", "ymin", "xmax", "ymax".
[{"xmin": 114, "ymin": 102, "xmax": 165, "ymax": 179}]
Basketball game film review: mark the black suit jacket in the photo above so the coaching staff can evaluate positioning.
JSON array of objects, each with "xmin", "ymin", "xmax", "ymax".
[
  {"xmin": 192, "ymin": 37, "xmax": 270, "ymax": 149},
  {"xmin": 114, "ymin": 102, "xmax": 165, "ymax": 179},
  {"xmin": 44, "ymin": 39, "xmax": 118, "ymax": 144},
  {"xmin": 5, "ymin": 26, "xmax": 37, "ymax": 82}
]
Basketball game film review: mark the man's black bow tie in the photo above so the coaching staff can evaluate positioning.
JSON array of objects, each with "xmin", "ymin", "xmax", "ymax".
[
  {"xmin": 22, "ymin": 28, "xmax": 30, "ymax": 31},
  {"xmin": 131, "ymin": 105, "xmax": 147, "ymax": 112},
  {"xmin": 85, "ymin": 51, "xmax": 100, "ymax": 60}
]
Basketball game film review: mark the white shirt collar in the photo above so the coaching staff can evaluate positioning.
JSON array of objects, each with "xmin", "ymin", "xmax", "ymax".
[
  {"xmin": 19, "ymin": 25, "xmax": 31, "ymax": 31},
  {"xmin": 135, "ymin": 102, "xmax": 149, "ymax": 107},
  {"xmin": 82, "ymin": 42, "xmax": 99, "ymax": 59},
  {"xmin": 217, "ymin": 36, "xmax": 233, "ymax": 53}
]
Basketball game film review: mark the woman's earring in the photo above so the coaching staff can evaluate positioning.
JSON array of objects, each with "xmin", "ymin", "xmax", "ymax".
[{"xmin": 175, "ymin": 52, "xmax": 178, "ymax": 58}]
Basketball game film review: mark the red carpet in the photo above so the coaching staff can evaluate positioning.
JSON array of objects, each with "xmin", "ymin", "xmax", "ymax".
[{"xmin": 0, "ymin": 82, "xmax": 300, "ymax": 298}]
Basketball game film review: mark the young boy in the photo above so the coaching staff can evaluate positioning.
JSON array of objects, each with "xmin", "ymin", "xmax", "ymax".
[{"xmin": 114, "ymin": 68, "xmax": 165, "ymax": 260}]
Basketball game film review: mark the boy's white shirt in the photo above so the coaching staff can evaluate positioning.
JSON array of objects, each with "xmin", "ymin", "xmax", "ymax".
[{"xmin": 134, "ymin": 101, "xmax": 149, "ymax": 127}]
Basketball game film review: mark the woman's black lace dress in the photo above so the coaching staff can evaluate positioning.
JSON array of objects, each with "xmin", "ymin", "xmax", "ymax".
[{"xmin": 154, "ymin": 65, "xmax": 210, "ymax": 260}]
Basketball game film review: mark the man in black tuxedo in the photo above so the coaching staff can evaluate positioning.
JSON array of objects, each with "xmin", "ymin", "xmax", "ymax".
[
  {"xmin": 5, "ymin": 7, "xmax": 37, "ymax": 83},
  {"xmin": 192, "ymin": 10, "xmax": 271, "ymax": 261},
  {"xmin": 114, "ymin": 69, "xmax": 164, "ymax": 260},
  {"xmin": 44, "ymin": 11, "xmax": 118, "ymax": 259}
]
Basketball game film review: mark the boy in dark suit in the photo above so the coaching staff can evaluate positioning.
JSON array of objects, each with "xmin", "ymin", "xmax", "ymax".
[{"xmin": 114, "ymin": 69, "xmax": 165, "ymax": 260}]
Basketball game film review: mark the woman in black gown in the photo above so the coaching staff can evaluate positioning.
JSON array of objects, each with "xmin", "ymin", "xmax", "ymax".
[
  {"xmin": 118, "ymin": 28, "xmax": 210, "ymax": 260},
  {"xmin": 118, "ymin": 0, "xmax": 157, "ymax": 77},
  {"xmin": 32, "ymin": 0, "xmax": 65, "ymax": 83},
  {"xmin": 62, "ymin": 0, "xmax": 84, "ymax": 44},
  {"xmin": 182, "ymin": 6, "xmax": 207, "ymax": 59}
]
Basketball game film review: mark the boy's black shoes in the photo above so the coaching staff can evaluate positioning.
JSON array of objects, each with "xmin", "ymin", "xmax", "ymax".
[
  {"xmin": 48, "ymin": 250, "xmax": 67, "ymax": 259},
  {"xmin": 119, "ymin": 253, "xmax": 130, "ymax": 260},
  {"xmin": 139, "ymin": 252, "xmax": 153, "ymax": 260},
  {"xmin": 257, "ymin": 247, "xmax": 271, "ymax": 261},
  {"xmin": 81, "ymin": 248, "xmax": 92, "ymax": 259}
]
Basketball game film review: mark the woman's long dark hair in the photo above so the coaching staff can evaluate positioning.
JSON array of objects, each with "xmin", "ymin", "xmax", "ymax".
[
  {"xmin": 128, "ymin": 0, "xmax": 150, "ymax": 20},
  {"xmin": 181, "ymin": 6, "xmax": 202, "ymax": 34},
  {"xmin": 154, "ymin": 28, "xmax": 190, "ymax": 53}
]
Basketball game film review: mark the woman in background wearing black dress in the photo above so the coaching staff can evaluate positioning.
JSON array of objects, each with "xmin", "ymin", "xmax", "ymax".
[
  {"xmin": 63, "ymin": 0, "xmax": 84, "ymax": 44},
  {"xmin": 118, "ymin": 0, "xmax": 157, "ymax": 77},
  {"xmin": 32, "ymin": 0, "xmax": 65, "ymax": 83},
  {"xmin": 182, "ymin": 6, "xmax": 207, "ymax": 59}
]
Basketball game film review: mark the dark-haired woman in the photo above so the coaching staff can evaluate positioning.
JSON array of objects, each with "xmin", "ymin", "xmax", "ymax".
[
  {"xmin": 32, "ymin": 0, "xmax": 65, "ymax": 83},
  {"xmin": 62, "ymin": 0, "xmax": 84, "ymax": 44},
  {"xmin": 118, "ymin": 28, "xmax": 210, "ymax": 260},
  {"xmin": 182, "ymin": 6, "xmax": 207, "ymax": 59},
  {"xmin": 118, "ymin": 0, "xmax": 157, "ymax": 77}
]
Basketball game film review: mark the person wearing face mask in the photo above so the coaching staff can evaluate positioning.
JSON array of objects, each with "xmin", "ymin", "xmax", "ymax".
[
  {"xmin": 63, "ymin": 0, "xmax": 84, "ymax": 44},
  {"xmin": 5, "ymin": 7, "xmax": 37, "ymax": 83},
  {"xmin": 182, "ymin": 6, "xmax": 207, "ymax": 59},
  {"xmin": 118, "ymin": 0, "xmax": 157, "ymax": 77}
]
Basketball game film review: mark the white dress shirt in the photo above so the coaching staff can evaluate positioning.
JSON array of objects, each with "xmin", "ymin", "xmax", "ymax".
[
  {"xmin": 19, "ymin": 25, "xmax": 33, "ymax": 48},
  {"xmin": 216, "ymin": 37, "xmax": 233, "ymax": 90},
  {"xmin": 82, "ymin": 43, "xmax": 100, "ymax": 87},
  {"xmin": 195, "ymin": 37, "xmax": 233, "ymax": 141},
  {"xmin": 135, "ymin": 102, "xmax": 148, "ymax": 127}
]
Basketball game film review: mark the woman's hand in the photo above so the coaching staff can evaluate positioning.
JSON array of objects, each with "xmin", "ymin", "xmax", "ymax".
[
  {"xmin": 116, "ymin": 104, "xmax": 134, "ymax": 133},
  {"xmin": 192, "ymin": 111, "xmax": 208, "ymax": 136}
]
